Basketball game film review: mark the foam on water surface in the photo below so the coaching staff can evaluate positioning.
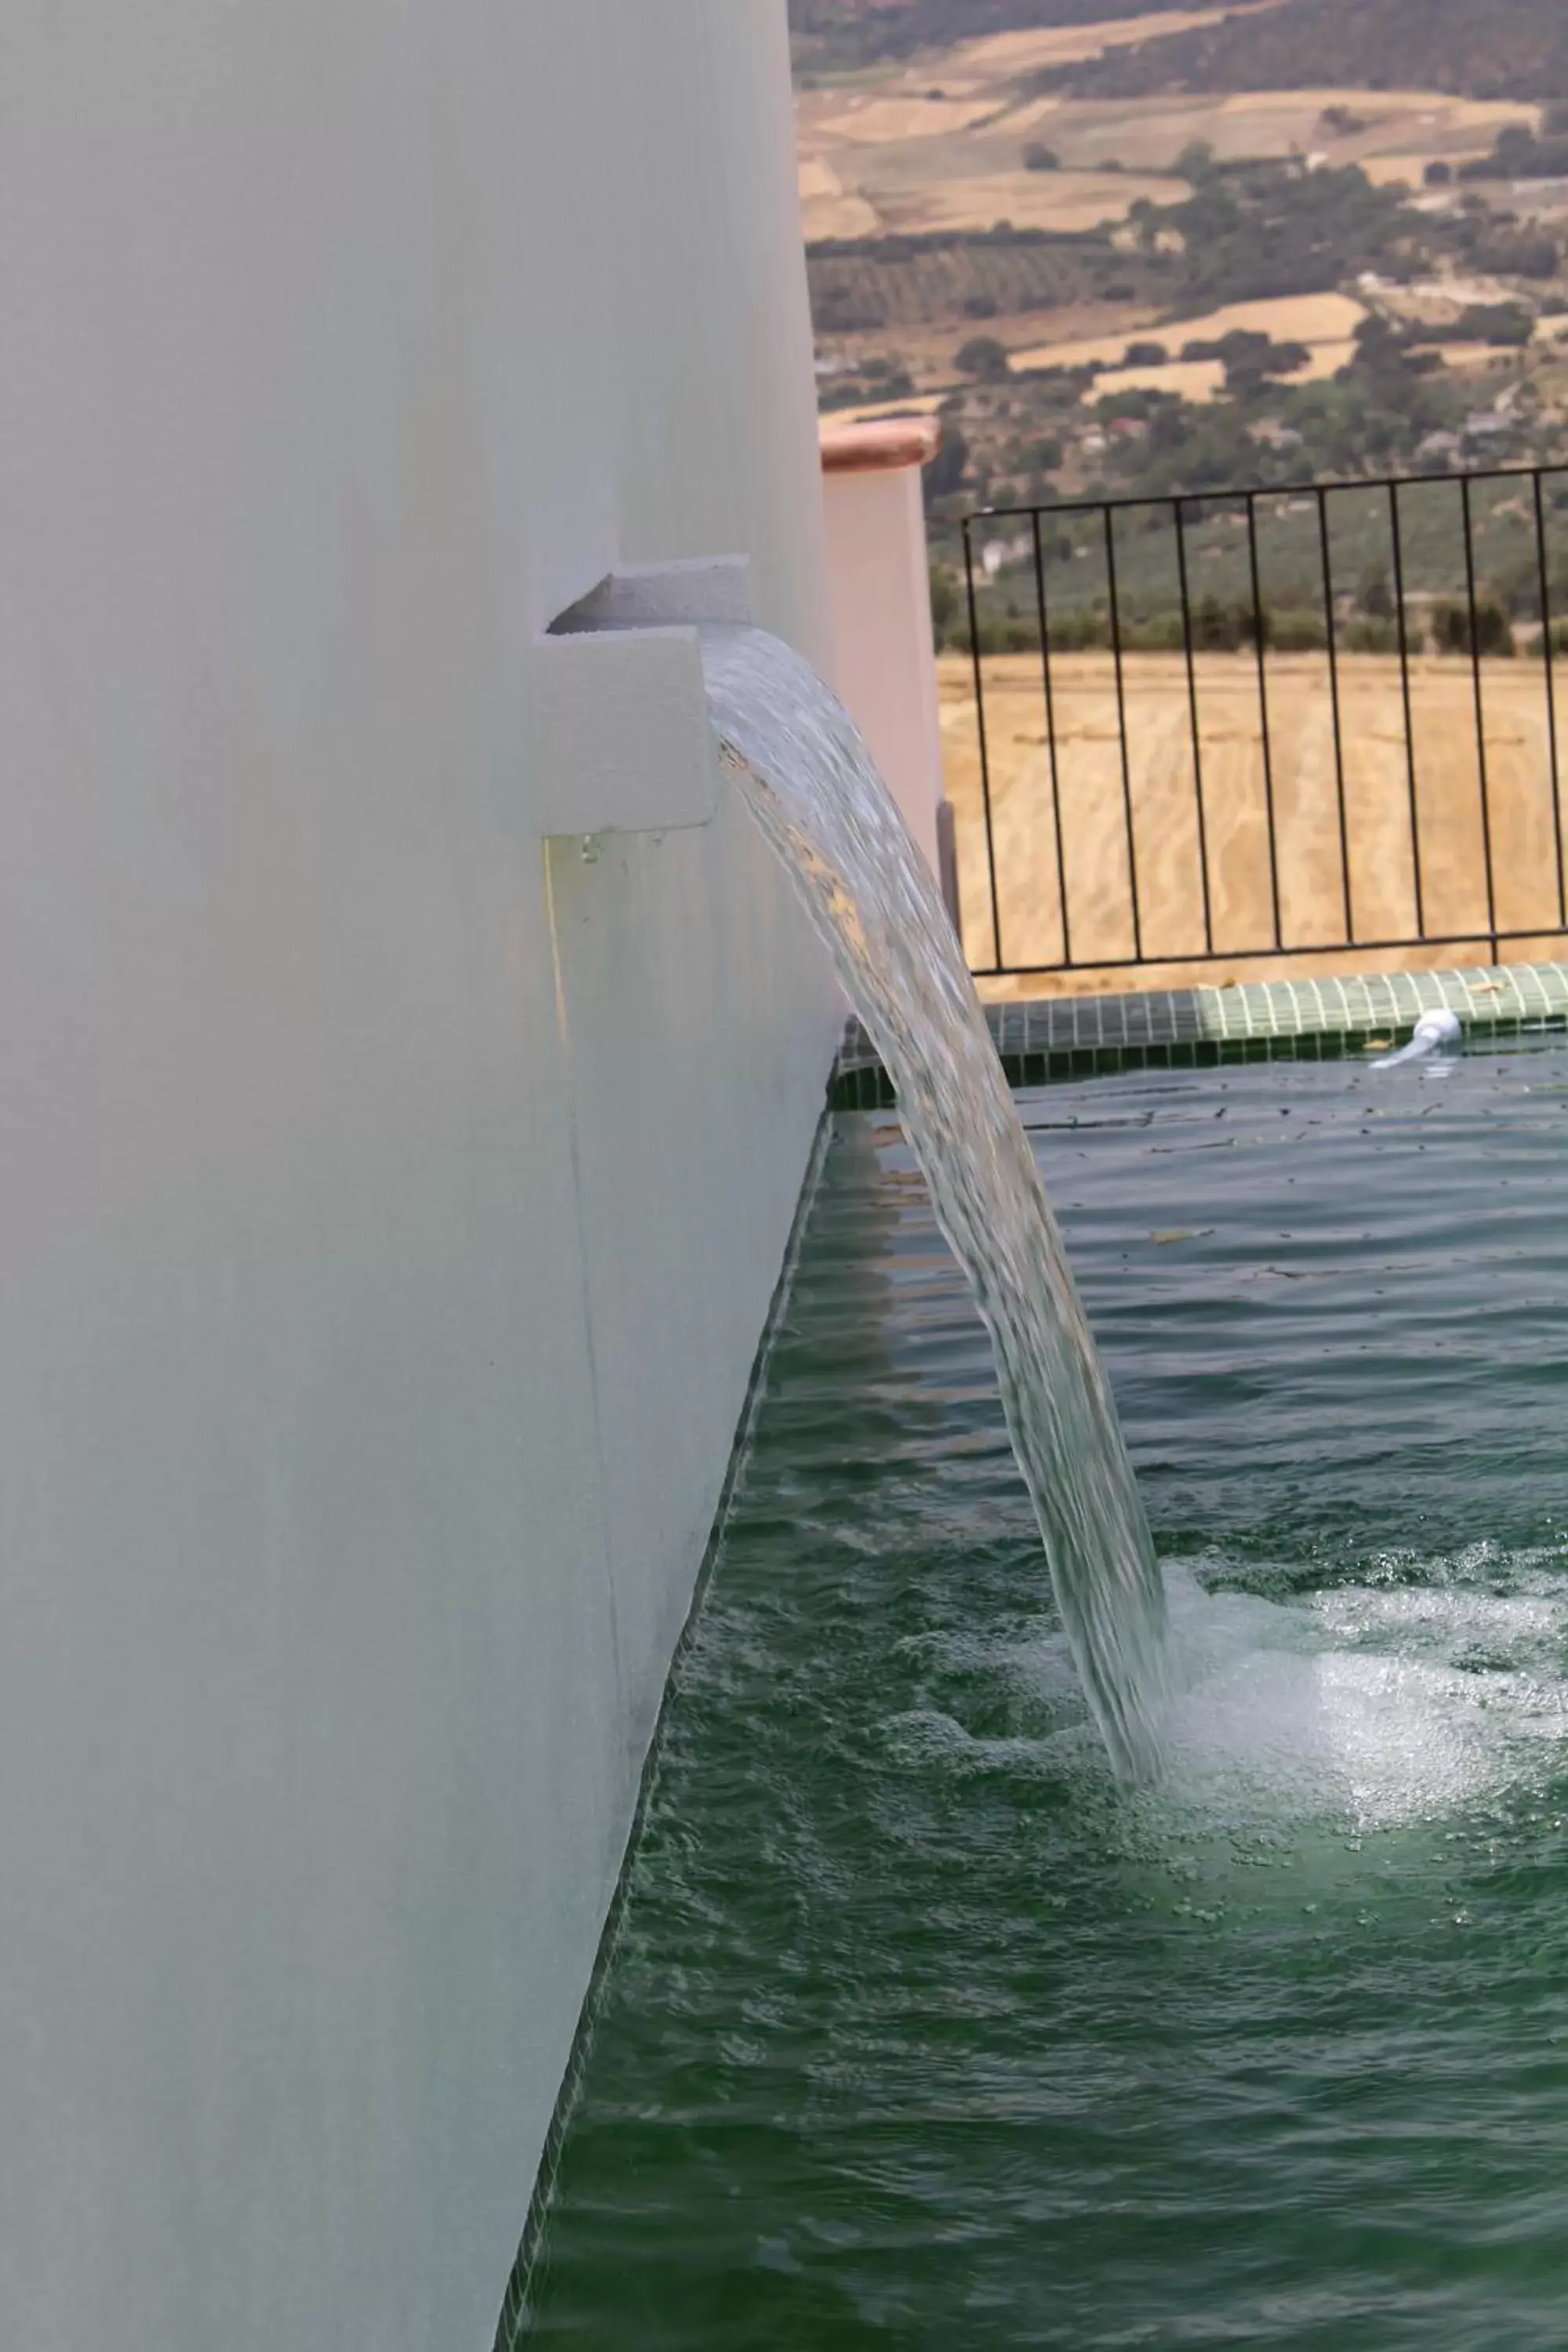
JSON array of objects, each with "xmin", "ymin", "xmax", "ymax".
[
  {"xmin": 887, "ymin": 1550, "xmax": 1568, "ymax": 1851},
  {"xmin": 1153, "ymin": 1558, "xmax": 1568, "ymax": 1835}
]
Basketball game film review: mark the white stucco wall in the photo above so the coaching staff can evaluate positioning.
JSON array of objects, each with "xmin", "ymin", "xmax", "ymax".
[
  {"xmin": 0, "ymin": 7, "xmax": 837, "ymax": 2349},
  {"xmin": 822, "ymin": 462, "xmax": 947, "ymax": 876}
]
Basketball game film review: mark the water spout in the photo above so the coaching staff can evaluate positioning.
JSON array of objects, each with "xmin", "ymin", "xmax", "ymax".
[
  {"xmin": 1372, "ymin": 1008, "xmax": 1462, "ymax": 1071},
  {"xmin": 702, "ymin": 625, "xmax": 1167, "ymax": 1780}
]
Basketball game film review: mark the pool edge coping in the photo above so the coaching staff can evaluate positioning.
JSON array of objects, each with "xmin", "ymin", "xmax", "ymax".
[{"xmin": 829, "ymin": 962, "xmax": 1568, "ymax": 1109}]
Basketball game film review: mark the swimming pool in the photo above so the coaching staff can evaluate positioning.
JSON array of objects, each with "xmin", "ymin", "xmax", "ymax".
[{"xmin": 525, "ymin": 1041, "xmax": 1568, "ymax": 2349}]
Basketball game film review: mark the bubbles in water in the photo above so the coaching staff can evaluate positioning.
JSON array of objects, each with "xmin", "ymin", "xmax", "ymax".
[
  {"xmin": 891, "ymin": 1544, "xmax": 1568, "ymax": 1853},
  {"xmin": 702, "ymin": 625, "xmax": 1167, "ymax": 1780},
  {"xmin": 1120, "ymin": 1555, "xmax": 1568, "ymax": 1837}
]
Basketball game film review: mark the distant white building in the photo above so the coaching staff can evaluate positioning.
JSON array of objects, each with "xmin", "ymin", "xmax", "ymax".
[
  {"xmin": 1249, "ymin": 419, "xmax": 1306, "ymax": 452},
  {"xmin": 982, "ymin": 532, "xmax": 1035, "ymax": 578}
]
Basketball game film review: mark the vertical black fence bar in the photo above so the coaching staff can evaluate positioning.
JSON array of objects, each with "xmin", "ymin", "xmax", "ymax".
[
  {"xmin": 1173, "ymin": 496, "xmax": 1215, "ymax": 956},
  {"xmin": 1103, "ymin": 506, "xmax": 1143, "ymax": 961},
  {"xmin": 1388, "ymin": 479, "xmax": 1426, "ymax": 939},
  {"xmin": 1030, "ymin": 511, "xmax": 1073, "ymax": 967},
  {"xmin": 1533, "ymin": 467, "xmax": 1566, "ymax": 931},
  {"xmin": 1245, "ymin": 492, "xmax": 1284, "ymax": 949},
  {"xmin": 1460, "ymin": 474, "xmax": 1501, "ymax": 963},
  {"xmin": 962, "ymin": 517, "xmax": 1005, "ymax": 972},
  {"xmin": 1316, "ymin": 484, "xmax": 1355, "ymax": 943}
]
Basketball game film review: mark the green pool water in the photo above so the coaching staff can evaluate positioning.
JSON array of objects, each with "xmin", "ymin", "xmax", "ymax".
[{"xmin": 525, "ymin": 1044, "xmax": 1568, "ymax": 2350}]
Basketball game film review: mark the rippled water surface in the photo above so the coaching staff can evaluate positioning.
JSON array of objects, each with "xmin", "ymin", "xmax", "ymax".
[{"xmin": 528, "ymin": 1045, "xmax": 1568, "ymax": 2349}]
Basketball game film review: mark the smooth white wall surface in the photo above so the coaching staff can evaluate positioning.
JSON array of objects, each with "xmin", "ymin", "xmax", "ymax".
[
  {"xmin": 822, "ymin": 463, "xmax": 946, "ymax": 873},
  {"xmin": 0, "ymin": 7, "xmax": 837, "ymax": 2349}
]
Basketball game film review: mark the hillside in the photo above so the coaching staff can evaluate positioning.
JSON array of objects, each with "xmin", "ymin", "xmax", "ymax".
[
  {"xmin": 795, "ymin": 0, "xmax": 1568, "ymax": 654},
  {"xmin": 791, "ymin": 0, "xmax": 1201, "ymax": 79},
  {"xmin": 1044, "ymin": 0, "xmax": 1568, "ymax": 104}
]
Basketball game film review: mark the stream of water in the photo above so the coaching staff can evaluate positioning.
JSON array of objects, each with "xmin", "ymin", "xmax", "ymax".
[{"xmin": 702, "ymin": 624, "xmax": 1167, "ymax": 1779}]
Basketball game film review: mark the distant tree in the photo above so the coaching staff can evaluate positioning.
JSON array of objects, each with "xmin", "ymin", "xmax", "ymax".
[
  {"xmin": 928, "ymin": 564, "xmax": 960, "ymax": 648},
  {"xmin": 1214, "ymin": 328, "xmax": 1310, "ymax": 394},
  {"xmin": 1455, "ymin": 300, "xmax": 1534, "ymax": 346},
  {"xmin": 1192, "ymin": 593, "xmax": 1243, "ymax": 651},
  {"xmin": 1023, "ymin": 143, "xmax": 1061, "ymax": 172},
  {"xmin": 1494, "ymin": 122, "xmax": 1537, "ymax": 171},
  {"xmin": 1424, "ymin": 160, "xmax": 1453, "ymax": 187},
  {"xmin": 1351, "ymin": 314, "xmax": 1414, "ymax": 381},
  {"xmin": 964, "ymin": 292, "xmax": 1000, "ymax": 319},
  {"xmin": 1434, "ymin": 597, "xmax": 1515, "ymax": 657},
  {"xmin": 1358, "ymin": 562, "xmax": 1394, "ymax": 620},
  {"xmin": 956, "ymin": 336, "xmax": 1011, "ymax": 381},
  {"xmin": 1174, "ymin": 140, "xmax": 1218, "ymax": 185},
  {"xmin": 923, "ymin": 424, "xmax": 969, "ymax": 505},
  {"xmin": 1122, "ymin": 339, "xmax": 1170, "ymax": 366},
  {"xmin": 815, "ymin": 288, "xmax": 887, "ymax": 334},
  {"xmin": 1508, "ymin": 236, "xmax": 1562, "ymax": 280}
]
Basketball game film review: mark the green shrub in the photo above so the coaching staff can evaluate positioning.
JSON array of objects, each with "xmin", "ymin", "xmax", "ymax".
[
  {"xmin": 1123, "ymin": 613, "xmax": 1186, "ymax": 653},
  {"xmin": 956, "ymin": 336, "xmax": 1011, "ymax": 381},
  {"xmin": 1345, "ymin": 617, "xmax": 1400, "ymax": 654},
  {"xmin": 1433, "ymin": 597, "xmax": 1515, "ymax": 657},
  {"xmin": 928, "ymin": 564, "xmax": 960, "ymax": 650},
  {"xmin": 1269, "ymin": 612, "xmax": 1330, "ymax": 653}
]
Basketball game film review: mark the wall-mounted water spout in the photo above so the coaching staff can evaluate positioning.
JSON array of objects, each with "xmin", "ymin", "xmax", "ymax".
[
  {"xmin": 530, "ymin": 558, "xmax": 753, "ymax": 840},
  {"xmin": 534, "ymin": 575, "xmax": 1169, "ymax": 1775}
]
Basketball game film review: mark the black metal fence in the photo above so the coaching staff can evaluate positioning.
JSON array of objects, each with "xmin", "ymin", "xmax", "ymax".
[{"xmin": 959, "ymin": 462, "xmax": 1568, "ymax": 979}]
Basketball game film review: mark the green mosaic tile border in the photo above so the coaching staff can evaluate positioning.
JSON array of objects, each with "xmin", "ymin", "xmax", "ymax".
[{"xmin": 829, "ymin": 964, "xmax": 1568, "ymax": 1110}]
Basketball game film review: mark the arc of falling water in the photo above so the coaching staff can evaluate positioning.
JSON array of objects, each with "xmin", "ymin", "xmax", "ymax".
[{"xmin": 701, "ymin": 624, "xmax": 1168, "ymax": 1781}]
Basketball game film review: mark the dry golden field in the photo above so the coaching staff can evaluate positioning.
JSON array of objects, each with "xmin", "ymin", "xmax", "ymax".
[
  {"xmin": 938, "ymin": 652, "xmax": 1568, "ymax": 995},
  {"xmin": 827, "ymin": 390, "xmax": 950, "ymax": 427},
  {"xmin": 1033, "ymin": 87, "xmax": 1541, "ymax": 181},
  {"xmin": 1063, "ymin": 340, "xmax": 1361, "ymax": 407},
  {"xmin": 1013, "ymin": 292, "xmax": 1367, "ymax": 372},
  {"xmin": 1010, "ymin": 292, "xmax": 1367, "ymax": 404},
  {"xmin": 795, "ymin": 5, "xmax": 1276, "ymax": 246},
  {"xmin": 873, "ymin": 167, "xmax": 1189, "ymax": 239},
  {"xmin": 797, "ymin": 18, "xmax": 1538, "ymax": 260},
  {"xmin": 1089, "ymin": 358, "xmax": 1229, "ymax": 404},
  {"xmin": 917, "ymin": 5, "xmax": 1265, "ymax": 85}
]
